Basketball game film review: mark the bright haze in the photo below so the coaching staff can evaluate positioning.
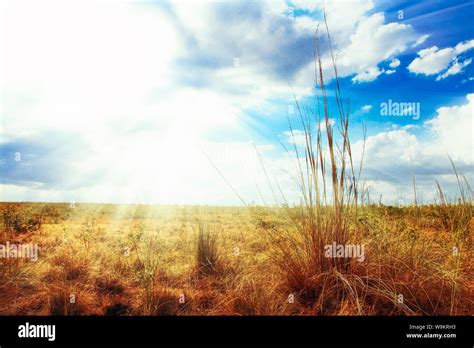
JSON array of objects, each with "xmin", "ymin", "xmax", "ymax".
[{"xmin": 1, "ymin": 0, "xmax": 473, "ymax": 205}]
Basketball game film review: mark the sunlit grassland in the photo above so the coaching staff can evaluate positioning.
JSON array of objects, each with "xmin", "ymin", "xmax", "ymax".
[{"xmin": 0, "ymin": 202, "xmax": 472, "ymax": 315}]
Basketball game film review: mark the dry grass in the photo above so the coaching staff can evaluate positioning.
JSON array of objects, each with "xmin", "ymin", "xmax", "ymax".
[
  {"xmin": 0, "ymin": 202, "xmax": 471, "ymax": 316},
  {"xmin": 195, "ymin": 223, "xmax": 221, "ymax": 276}
]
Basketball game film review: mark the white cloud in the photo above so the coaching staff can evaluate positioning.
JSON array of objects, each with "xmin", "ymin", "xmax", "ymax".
[
  {"xmin": 350, "ymin": 94, "xmax": 474, "ymax": 203},
  {"xmin": 389, "ymin": 58, "xmax": 401, "ymax": 68},
  {"xmin": 347, "ymin": 13, "xmax": 418, "ymax": 64},
  {"xmin": 1, "ymin": 0, "xmax": 469, "ymax": 205},
  {"xmin": 382, "ymin": 58, "xmax": 400, "ymax": 75},
  {"xmin": 413, "ymin": 34, "xmax": 429, "ymax": 47},
  {"xmin": 436, "ymin": 58, "xmax": 472, "ymax": 81},
  {"xmin": 352, "ymin": 66, "xmax": 384, "ymax": 83},
  {"xmin": 408, "ymin": 39, "xmax": 474, "ymax": 79},
  {"xmin": 0, "ymin": 1, "xmax": 259, "ymax": 204},
  {"xmin": 319, "ymin": 118, "xmax": 336, "ymax": 131},
  {"xmin": 283, "ymin": 118, "xmax": 336, "ymax": 146},
  {"xmin": 409, "ymin": 46, "xmax": 453, "ymax": 74},
  {"xmin": 392, "ymin": 124, "xmax": 418, "ymax": 131},
  {"xmin": 178, "ymin": 2, "xmax": 426, "ymax": 87},
  {"xmin": 315, "ymin": 12, "xmax": 425, "ymax": 84},
  {"xmin": 166, "ymin": 1, "xmax": 427, "ymax": 94},
  {"xmin": 454, "ymin": 40, "xmax": 474, "ymax": 53},
  {"xmin": 359, "ymin": 104, "xmax": 373, "ymax": 114},
  {"xmin": 424, "ymin": 93, "xmax": 474, "ymax": 162},
  {"xmin": 290, "ymin": 0, "xmax": 375, "ymax": 41},
  {"xmin": 283, "ymin": 129, "xmax": 307, "ymax": 146},
  {"xmin": 1, "ymin": 2, "xmax": 181, "ymax": 139}
]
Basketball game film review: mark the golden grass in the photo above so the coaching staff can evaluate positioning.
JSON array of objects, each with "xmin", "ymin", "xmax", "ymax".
[{"xmin": 0, "ymin": 202, "xmax": 472, "ymax": 316}]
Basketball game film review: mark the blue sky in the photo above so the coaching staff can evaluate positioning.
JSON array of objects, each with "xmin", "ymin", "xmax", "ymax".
[{"xmin": 0, "ymin": 0, "xmax": 473, "ymax": 205}]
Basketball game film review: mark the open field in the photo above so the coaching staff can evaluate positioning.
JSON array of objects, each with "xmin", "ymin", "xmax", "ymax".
[
  {"xmin": 1, "ymin": 1, "xmax": 473, "ymax": 321},
  {"xmin": 0, "ymin": 202, "xmax": 472, "ymax": 315}
]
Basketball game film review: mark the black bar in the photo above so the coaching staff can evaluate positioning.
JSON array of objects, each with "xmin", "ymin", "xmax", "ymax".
[{"xmin": 0, "ymin": 316, "xmax": 472, "ymax": 346}]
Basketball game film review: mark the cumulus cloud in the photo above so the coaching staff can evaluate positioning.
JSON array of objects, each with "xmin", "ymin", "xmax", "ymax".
[
  {"xmin": 350, "ymin": 94, "xmax": 473, "ymax": 202},
  {"xmin": 413, "ymin": 34, "xmax": 430, "ymax": 47},
  {"xmin": 169, "ymin": 1, "xmax": 426, "ymax": 93},
  {"xmin": 360, "ymin": 104, "xmax": 372, "ymax": 114},
  {"xmin": 436, "ymin": 58, "xmax": 473, "ymax": 81},
  {"xmin": 283, "ymin": 130, "xmax": 307, "ymax": 146},
  {"xmin": 389, "ymin": 58, "xmax": 401, "ymax": 68},
  {"xmin": 330, "ymin": 12, "xmax": 424, "ymax": 83},
  {"xmin": 283, "ymin": 118, "xmax": 336, "ymax": 146},
  {"xmin": 352, "ymin": 66, "xmax": 385, "ymax": 83},
  {"xmin": 408, "ymin": 39, "xmax": 474, "ymax": 79},
  {"xmin": 319, "ymin": 118, "xmax": 336, "ymax": 131},
  {"xmin": 424, "ymin": 93, "xmax": 474, "ymax": 162},
  {"xmin": 167, "ymin": 0, "xmax": 317, "ymax": 102},
  {"xmin": 280, "ymin": 92, "xmax": 473, "ymax": 204},
  {"xmin": 0, "ymin": 0, "xmax": 468, "ymax": 205},
  {"xmin": 0, "ymin": 2, "xmax": 260, "ymax": 204}
]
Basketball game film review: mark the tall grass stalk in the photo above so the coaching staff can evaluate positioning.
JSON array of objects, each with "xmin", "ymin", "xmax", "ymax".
[
  {"xmin": 195, "ymin": 223, "xmax": 220, "ymax": 276},
  {"xmin": 255, "ymin": 10, "xmax": 374, "ymax": 313}
]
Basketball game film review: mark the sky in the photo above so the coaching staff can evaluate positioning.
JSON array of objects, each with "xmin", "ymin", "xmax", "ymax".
[{"xmin": 0, "ymin": 0, "xmax": 473, "ymax": 205}]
